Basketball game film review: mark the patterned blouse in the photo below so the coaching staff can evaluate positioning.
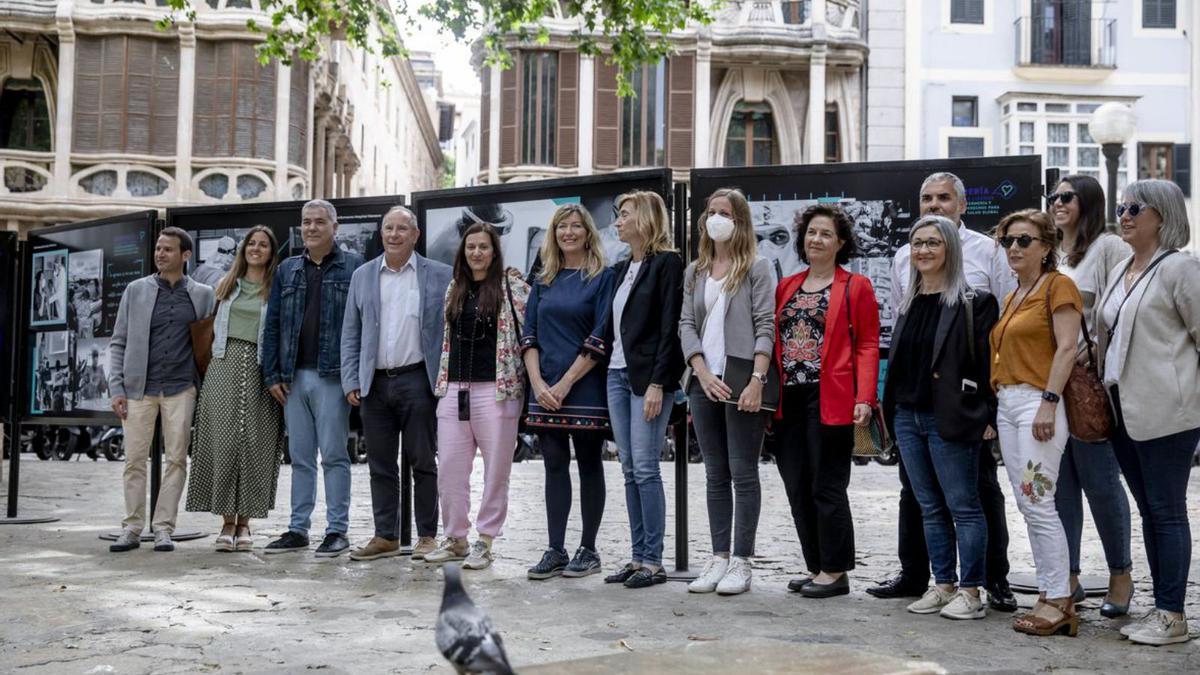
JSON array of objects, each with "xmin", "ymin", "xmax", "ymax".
[
  {"xmin": 779, "ymin": 284, "xmax": 830, "ymax": 385},
  {"xmin": 434, "ymin": 267, "xmax": 530, "ymax": 402}
]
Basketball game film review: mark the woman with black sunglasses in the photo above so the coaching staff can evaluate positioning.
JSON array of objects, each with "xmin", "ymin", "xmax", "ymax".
[{"xmin": 1046, "ymin": 176, "xmax": 1133, "ymax": 616}]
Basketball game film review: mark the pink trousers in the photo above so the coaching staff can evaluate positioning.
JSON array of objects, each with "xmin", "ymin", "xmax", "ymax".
[{"xmin": 437, "ymin": 382, "xmax": 522, "ymax": 539}]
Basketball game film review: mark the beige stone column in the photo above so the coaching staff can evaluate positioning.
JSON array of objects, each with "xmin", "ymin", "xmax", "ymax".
[
  {"xmin": 273, "ymin": 63, "xmax": 291, "ymax": 199},
  {"xmin": 694, "ymin": 31, "xmax": 713, "ymax": 169},
  {"xmin": 577, "ymin": 56, "xmax": 595, "ymax": 176},
  {"xmin": 51, "ymin": 12, "xmax": 75, "ymax": 195},
  {"xmin": 174, "ymin": 24, "xmax": 197, "ymax": 201},
  {"xmin": 807, "ymin": 0, "xmax": 828, "ymax": 164},
  {"xmin": 313, "ymin": 118, "xmax": 327, "ymax": 199}
]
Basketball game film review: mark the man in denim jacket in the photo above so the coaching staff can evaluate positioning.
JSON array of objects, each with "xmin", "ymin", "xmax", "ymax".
[{"xmin": 261, "ymin": 199, "xmax": 364, "ymax": 557}]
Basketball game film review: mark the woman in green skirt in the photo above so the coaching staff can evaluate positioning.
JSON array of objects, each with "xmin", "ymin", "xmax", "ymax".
[{"xmin": 186, "ymin": 225, "xmax": 284, "ymax": 552}]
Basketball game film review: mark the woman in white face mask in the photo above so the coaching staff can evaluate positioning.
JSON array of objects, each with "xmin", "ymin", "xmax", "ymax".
[{"xmin": 679, "ymin": 188, "xmax": 777, "ymax": 596}]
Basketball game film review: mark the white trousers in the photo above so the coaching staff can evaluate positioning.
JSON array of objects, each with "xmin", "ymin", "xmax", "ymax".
[{"xmin": 996, "ymin": 384, "xmax": 1071, "ymax": 599}]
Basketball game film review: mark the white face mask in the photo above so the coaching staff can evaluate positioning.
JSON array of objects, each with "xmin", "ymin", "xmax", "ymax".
[{"xmin": 706, "ymin": 214, "xmax": 735, "ymax": 242}]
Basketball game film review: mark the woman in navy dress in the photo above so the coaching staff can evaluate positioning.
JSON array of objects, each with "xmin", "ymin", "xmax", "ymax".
[{"xmin": 521, "ymin": 203, "xmax": 616, "ymax": 580}]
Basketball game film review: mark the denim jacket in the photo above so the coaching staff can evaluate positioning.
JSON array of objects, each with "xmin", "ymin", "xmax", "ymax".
[
  {"xmin": 212, "ymin": 278, "xmax": 269, "ymax": 365},
  {"xmin": 262, "ymin": 247, "xmax": 364, "ymax": 386}
]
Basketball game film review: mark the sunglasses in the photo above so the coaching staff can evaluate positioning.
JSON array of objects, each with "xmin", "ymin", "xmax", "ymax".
[
  {"xmin": 1045, "ymin": 191, "xmax": 1076, "ymax": 206},
  {"xmin": 999, "ymin": 234, "xmax": 1039, "ymax": 249},
  {"xmin": 1116, "ymin": 202, "xmax": 1150, "ymax": 218}
]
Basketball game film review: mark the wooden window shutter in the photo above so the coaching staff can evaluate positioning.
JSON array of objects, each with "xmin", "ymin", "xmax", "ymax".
[
  {"xmin": 149, "ymin": 39, "xmax": 179, "ymax": 155},
  {"xmin": 499, "ymin": 55, "xmax": 518, "ymax": 166},
  {"xmin": 666, "ymin": 53, "xmax": 694, "ymax": 169},
  {"xmin": 288, "ymin": 59, "xmax": 309, "ymax": 166},
  {"xmin": 99, "ymin": 36, "xmax": 126, "ymax": 153},
  {"xmin": 125, "ymin": 38, "xmax": 155, "ymax": 154},
  {"xmin": 593, "ymin": 57, "xmax": 619, "ymax": 170},
  {"xmin": 479, "ymin": 66, "xmax": 491, "ymax": 171},
  {"xmin": 72, "ymin": 37, "xmax": 103, "ymax": 153},
  {"xmin": 1173, "ymin": 143, "xmax": 1191, "ymax": 197},
  {"xmin": 556, "ymin": 50, "xmax": 578, "ymax": 168}
]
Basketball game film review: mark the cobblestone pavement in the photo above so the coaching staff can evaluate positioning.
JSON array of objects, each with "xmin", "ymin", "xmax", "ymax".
[{"xmin": 1, "ymin": 457, "xmax": 1197, "ymax": 674}]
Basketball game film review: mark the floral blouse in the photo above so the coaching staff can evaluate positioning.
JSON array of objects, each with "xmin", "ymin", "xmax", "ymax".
[
  {"xmin": 779, "ymin": 285, "xmax": 830, "ymax": 385},
  {"xmin": 434, "ymin": 267, "xmax": 530, "ymax": 401}
]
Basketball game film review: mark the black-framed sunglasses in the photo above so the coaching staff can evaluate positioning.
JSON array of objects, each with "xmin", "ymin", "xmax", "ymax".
[
  {"xmin": 1116, "ymin": 202, "xmax": 1150, "ymax": 218},
  {"xmin": 999, "ymin": 234, "xmax": 1037, "ymax": 249},
  {"xmin": 1045, "ymin": 191, "xmax": 1076, "ymax": 206}
]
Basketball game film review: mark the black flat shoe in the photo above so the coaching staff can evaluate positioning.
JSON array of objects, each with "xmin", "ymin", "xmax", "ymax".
[
  {"xmin": 623, "ymin": 568, "xmax": 667, "ymax": 589},
  {"xmin": 865, "ymin": 575, "xmax": 927, "ymax": 599},
  {"xmin": 604, "ymin": 563, "xmax": 640, "ymax": 584},
  {"xmin": 987, "ymin": 581, "xmax": 1018, "ymax": 613},
  {"xmin": 800, "ymin": 575, "xmax": 849, "ymax": 599},
  {"xmin": 787, "ymin": 576, "xmax": 814, "ymax": 592}
]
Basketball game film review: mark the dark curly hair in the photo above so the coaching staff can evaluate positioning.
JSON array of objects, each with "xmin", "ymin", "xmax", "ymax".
[{"xmin": 794, "ymin": 204, "xmax": 858, "ymax": 265}]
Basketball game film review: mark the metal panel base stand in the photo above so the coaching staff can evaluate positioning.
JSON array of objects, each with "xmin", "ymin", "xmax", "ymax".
[
  {"xmin": 667, "ymin": 418, "xmax": 697, "ymax": 581},
  {"xmin": 1010, "ymin": 572, "xmax": 1107, "ymax": 596},
  {"xmin": 98, "ymin": 530, "xmax": 206, "ymax": 542},
  {"xmin": 0, "ymin": 516, "xmax": 61, "ymax": 525}
]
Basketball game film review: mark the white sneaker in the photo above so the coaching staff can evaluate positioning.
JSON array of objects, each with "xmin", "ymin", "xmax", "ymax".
[
  {"xmin": 907, "ymin": 586, "xmax": 956, "ymax": 614},
  {"xmin": 1128, "ymin": 609, "xmax": 1190, "ymax": 646},
  {"xmin": 688, "ymin": 556, "xmax": 730, "ymax": 594},
  {"xmin": 716, "ymin": 557, "xmax": 752, "ymax": 595},
  {"xmin": 1120, "ymin": 611, "xmax": 1157, "ymax": 637},
  {"xmin": 153, "ymin": 530, "xmax": 175, "ymax": 552},
  {"xmin": 462, "ymin": 540, "xmax": 494, "ymax": 570},
  {"xmin": 940, "ymin": 590, "xmax": 987, "ymax": 620}
]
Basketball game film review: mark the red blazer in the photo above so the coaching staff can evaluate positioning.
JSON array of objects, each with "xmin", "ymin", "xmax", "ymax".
[{"xmin": 774, "ymin": 266, "xmax": 881, "ymax": 425}]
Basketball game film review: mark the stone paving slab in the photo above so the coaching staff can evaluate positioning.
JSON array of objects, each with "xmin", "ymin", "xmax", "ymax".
[{"xmin": 1, "ymin": 458, "xmax": 1198, "ymax": 674}]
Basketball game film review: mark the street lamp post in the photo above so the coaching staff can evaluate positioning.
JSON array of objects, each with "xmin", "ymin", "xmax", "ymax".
[{"xmin": 1088, "ymin": 103, "xmax": 1137, "ymax": 225}]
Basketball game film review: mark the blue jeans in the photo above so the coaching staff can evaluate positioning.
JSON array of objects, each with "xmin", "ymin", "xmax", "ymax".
[
  {"xmin": 893, "ymin": 407, "xmax": 987, "ymax": 587},
  {"xmin": 1110, "ymin": 386, "xmax": 1199, "ymax": 613},
  {"xmin": 1055, "ymin": 437, "xmax": 1132, "ymax": 576},
  {"xmin": 284, "ymin": 368, "xmax": 352, "ymax": 536},
  {"xmin": 607, "ymin": 369, "xmax": 671, "ymax": 566}
]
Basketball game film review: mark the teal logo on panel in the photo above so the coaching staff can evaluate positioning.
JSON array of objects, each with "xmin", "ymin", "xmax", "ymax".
[{"xmin": 993, "ymin": 180, "xmax": 1017, "ymax": 200}]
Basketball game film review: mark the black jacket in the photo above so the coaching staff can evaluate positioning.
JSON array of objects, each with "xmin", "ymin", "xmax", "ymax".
[
  {"xmin": 603, "ymin": 251, "xmax": 686, "ymax": 396},
  {"xmin": 883, "ymin": 290, "xmax": 999, "ymax": 443}
]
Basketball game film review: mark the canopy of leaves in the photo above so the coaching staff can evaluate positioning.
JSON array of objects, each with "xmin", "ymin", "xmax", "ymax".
[{"xmin": 156, "ymin": 0, "xmax": 716, "ymax": 96}]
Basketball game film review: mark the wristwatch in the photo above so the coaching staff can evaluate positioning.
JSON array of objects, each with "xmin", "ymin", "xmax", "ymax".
[
  {"xmin": 1041, "ymin": 390, "xmax": 1061, "ymax": 404},
  {"xmin": 751, "ymin": 371, "xmax": 768, "ymax": 385}
]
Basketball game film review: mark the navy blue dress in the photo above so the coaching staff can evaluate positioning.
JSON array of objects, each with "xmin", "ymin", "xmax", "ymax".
[{"xmin": 520, "ymin": 267, "xmax": 616, "ymax": 430}]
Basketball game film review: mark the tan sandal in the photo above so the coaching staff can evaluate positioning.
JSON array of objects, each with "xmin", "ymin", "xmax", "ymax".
[{"xmin": 1013, "ymin": 601, "xmax": 1078, "ymax": 637}]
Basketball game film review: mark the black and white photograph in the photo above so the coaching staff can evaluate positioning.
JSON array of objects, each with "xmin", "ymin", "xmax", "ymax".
[
  {"xmin": 67, "ymin": 248, "xmax": 104, "ymax": 339},
  {"xmin": 74, "ymin": 337, "xmax": 111, "ymax": 412},
  {"xmin": 191, "ymin": 229, "xmax": 245, "ymax": 287},
  {"xmin": 30, "ymin": 249, "xmax": 67, "ymax": 327},
  {"xmin": 30, "ymin": 330, "xmax": 73, "ymax": 414},
  {"xmin": 289, "ymin": 220, "xmax": 383, "ymax": 260}
]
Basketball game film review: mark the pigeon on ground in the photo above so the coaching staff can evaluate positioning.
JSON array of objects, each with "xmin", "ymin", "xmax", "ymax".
[{"xmin": 435, "ymin": 564, "xmax": 516, "ymax": 675}]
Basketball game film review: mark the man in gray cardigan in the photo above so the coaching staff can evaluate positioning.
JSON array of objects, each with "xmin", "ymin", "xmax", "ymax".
[{"xmin": 108, "ymin": 227, "xmax": 215, "ymax": 553}]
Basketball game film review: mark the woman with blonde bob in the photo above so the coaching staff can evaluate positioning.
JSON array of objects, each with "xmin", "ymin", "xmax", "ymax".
[
  {"xmin": 521, "ymin": 204, "xmax": 616, "ymax": 580},
  {"xmin": 601, "ymin": 191, "xmax": 685, "ymax": 589},
  {"xmin": 680, "ymin": 188, "xmax": 777, "ymax": 596},
  {"xmin": 187, "ymin": 225, "xmax": 284, "ymax": 552}
]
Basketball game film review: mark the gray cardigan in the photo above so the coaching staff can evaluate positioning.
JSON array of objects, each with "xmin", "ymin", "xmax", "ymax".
[
  {"xmin": 679, "ymin": 256, "xmax": 777, "ymax": 382},
  {"xmin": 108, "ymin": 275, "xmax": 216, "ymax": 400},
  {"xmin": 1095, "ymin": 251, "xmax": 1200, "ymax": 441}
]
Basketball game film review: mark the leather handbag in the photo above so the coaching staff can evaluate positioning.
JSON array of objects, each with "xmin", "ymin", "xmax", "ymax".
[
  {"xmin": 190, "ymin": 308, "xmax": 216, "ymax": 380},
  {"xmin": 1044, "ymin": 277, "xmax": 1112, "ymax": 443},
  {"xmin": 843, "ymin": 277, "xmax": 890, "ymax": 457}
]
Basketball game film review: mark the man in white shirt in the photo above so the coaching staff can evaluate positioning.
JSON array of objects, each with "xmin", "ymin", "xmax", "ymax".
[
  {"xmin": 868, "ymin": 172, "xmax": 1019, "ymax": 612},
  {"xmin": 341, "ymin": 206, "xmax": 452, "ymax": 562}
]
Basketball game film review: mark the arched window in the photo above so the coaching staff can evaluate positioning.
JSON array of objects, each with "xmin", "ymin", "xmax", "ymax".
[
  {"xmin": 724, "ymin": 102, "xmax": 778, "ymax": 167},
  {"xmin": 0, "ymin": 78, "xmax": 52, "ymax": 151}
]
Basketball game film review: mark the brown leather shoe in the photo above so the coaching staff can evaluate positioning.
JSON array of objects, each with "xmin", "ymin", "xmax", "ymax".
[
  {"xmin": 349, "ymin": 537, "xmax": 401, "ymax": 561},
  {"xmin": 411, "ymin": 536, "xmax": 438, "ymax": 560}
]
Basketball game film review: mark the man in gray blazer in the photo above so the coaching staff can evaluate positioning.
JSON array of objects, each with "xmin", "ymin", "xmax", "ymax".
[
  {"xmin": 342, "ymin": 205, "xmax": 452, "ymax": 561},
  {"xmin": 108, "ymin": 227, "xmax": 215, "ymax": 553}
]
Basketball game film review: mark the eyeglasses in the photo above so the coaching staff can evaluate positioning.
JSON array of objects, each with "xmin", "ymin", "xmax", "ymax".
[
  {"xmin": 999, "ymin": 234, "xmax": 1038, "ymax": 249},
  {"xmin": 1116, "ymin": 202, "xmax": 1151, "ymax": 218},
  {"xmin": 1045, "ymin": 191, "xmax": 1076, "ymax": 206},
  {"xmin": 911, "ymin": 239, "xmax": 944, "ymax": 252}
]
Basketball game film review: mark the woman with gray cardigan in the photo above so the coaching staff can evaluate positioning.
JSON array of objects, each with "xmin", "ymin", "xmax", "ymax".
[
  {"xmin": 680, "ymin": 188, "xmax": 777, "ymax": 596},
  {"xmin": 1095, "ymin": 179, "xmax": 1200, "ymax": 646}
]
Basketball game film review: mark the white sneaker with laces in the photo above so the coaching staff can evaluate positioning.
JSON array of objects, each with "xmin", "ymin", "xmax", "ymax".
[
  {"xmin": 462, "ymin": 540, "xmax": 494, "ymax": 570},
  {"xmin": 716, "ymin": 557, "xmax": 752, "ymax": 595},
  {"xmin": 153, "ymin": 530, "xmax": 175, "ymax": 552},
  {"xmin": 1128, "ymin": 609, "xmax": 1190, "ymax": 646},
  {"xmin": 940, "ymin": 590, "xmax": 986, "ymax": 620},
  {"xmin": 1120, "ymin": 611, "xmax": 1156, "ymax": 638},
  {"xmin": 907, "ymin": 586, "xmax": 956, "ymax": 614},
  {"xmin": 688, "ymin": 556, "xmax": 730, "ymax": 594}
]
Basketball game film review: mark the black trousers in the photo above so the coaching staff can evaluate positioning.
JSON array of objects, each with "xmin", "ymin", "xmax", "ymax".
[
  {"xmin": 539, "ymin": 429, "xmax": 605, "ymax": 553},
  {"xmin": 897, "ymin": 438, "xmax": 1010, "ymax": 585},
  {"xmin": 361, "ymin": 367, "xmax": 439, "ymax": 539},
  {"xmin": 775, "ymin": 384, "xmax": 856, "ymax": 573}
]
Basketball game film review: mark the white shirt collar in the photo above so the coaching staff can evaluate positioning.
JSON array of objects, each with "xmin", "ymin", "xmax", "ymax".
[{"xmin": 381, "ymin": 254, "xmax": 417, "ymax": 274}]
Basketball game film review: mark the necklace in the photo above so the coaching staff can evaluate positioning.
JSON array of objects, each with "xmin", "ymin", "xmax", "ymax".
[{"xmin": 992, "ymin": 271, "xmax": 1048, "ymax": 364}]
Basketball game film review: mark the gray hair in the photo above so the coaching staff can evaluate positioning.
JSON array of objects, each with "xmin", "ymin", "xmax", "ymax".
[
  {"xmin": 899, "ymin": 215, "xmax": 973, "ymax": 315},
  {"xmin": 302, "ymin": 199, "xmax": 337, "ymax": 223},
  {"xmin": 383, "ymin": 204, "xmax": 418, "ymax": 227},
  {"xmin": 1123, "ymin": 179, "xmax": 1190, "ymax": 250},
  {"xmin": 920, "ymin": 172, "xmax": 967, "ymax": 202}
]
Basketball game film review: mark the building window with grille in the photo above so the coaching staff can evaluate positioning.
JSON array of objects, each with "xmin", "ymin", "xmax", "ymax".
[
  {"xmin": 0, "ymin": 79, "xmax": 51, "ymax": 151},
  {"xmin": 724, "ymin": 102, "xmax": 778, "ymax": 167},
  {"xmin": 520, "ymin": 52, "xmax": 557, "ymax": 165},
  {"xmin": 950, "ymin": 0, "xmax": 985, "ymax": 24},
  {"xmin": 621, "ymin": 61, "xmax": 666, "ymax": 167},
  {"xmin": 193, "ymin": 40, "xmax": 277, "ymax": 160},
  {"xmin": 1002, "ymin": 99, "xmax": 1128, "ymax": 193},
  {"xmin": 73, "ymin": 36, "xmax": 179, "ymax": 155},
  {"xmin": 825, "ymin": 104, "xmax": 841, "ymax": 163},
  {"xmin": 1142, "ymin": 0, "xmax": 1176, "ymax": 29}
]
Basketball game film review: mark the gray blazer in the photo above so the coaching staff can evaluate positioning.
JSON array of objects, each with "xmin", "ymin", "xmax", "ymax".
[
  {"xmin": 1095, "ymin": 251, "xmax": 1200, "ymax": 441},
  {"xmin": 108, "ymin": 275, "xmax": 216, "ymax": 400},
  {"xmin": 679, "ymin": 256, "xmax": 777, "ymax": 383},
  {"xmin": 340, "ymin": 252, "xmax": 453, "ymax": 396}
]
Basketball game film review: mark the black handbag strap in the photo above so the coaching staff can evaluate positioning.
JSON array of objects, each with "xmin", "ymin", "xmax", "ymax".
[
  {"xmin": 1105, "ymin": 249, "xmax": 1177, "ymax": 343},
  {"xmin": 963, "ymin": 291, "xmax": 975, "ymax": 366},
  {"xmin": 504, "ymin": 275, "xmax": 521, "ymax": 335},
  {"xmin": 843, "ymin": 276, "xmax": 860, "ymax": 402}
]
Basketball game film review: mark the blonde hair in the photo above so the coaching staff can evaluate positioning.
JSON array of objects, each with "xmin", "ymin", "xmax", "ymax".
[
  {"xmin": 617, "ymin": 190, "xmax": 675, "ymax": 257},
  {"xmin": 694, "ymin": 187, "xmax": 757, "ymax": 293},
  {"xmin": 214, "ymin": 225, "xmax": 278, "ymax": 302},
  {"xmin": 539, "ymin": 203, "xmax": 606, "ymax": 284}
]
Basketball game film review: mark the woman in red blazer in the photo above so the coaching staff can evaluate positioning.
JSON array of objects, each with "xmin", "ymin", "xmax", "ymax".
[{"xmin": 773, "ymin": 204, "xmax": 880, "ymax": 598}]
